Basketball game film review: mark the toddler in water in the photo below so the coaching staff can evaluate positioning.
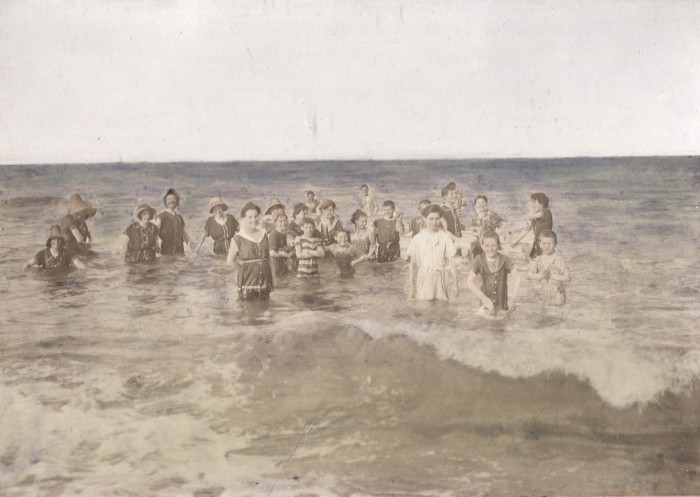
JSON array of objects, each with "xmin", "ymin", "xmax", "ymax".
[
  {"xmin": 527, "ymin": 229, "xmax": 570, "ymax": 304},
  {"xmin": 327, "ymin": 230, "xmax": 369, "ymax": 276},
  {"xmin": 295, "ymin": 217, "xmax": 325, "ymax": 278},
  {"xmin": 467, "ymin": 230, "xmax": 520, "ymax": 313}
]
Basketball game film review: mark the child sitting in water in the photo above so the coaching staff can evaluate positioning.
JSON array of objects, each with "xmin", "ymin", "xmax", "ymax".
[
  {"xmin": 295, "ymin": 217, "xmax": 325, "ymax": 278},
  {"xmin": 327, "ymin": 230, "xmax": 369, "ymax": 276},
  {"xmin": 269, "ymin": 213, "xmax": 296, "ymax": 277},
  {"xmin": 373, "ymin": 200, "xmax": 403, "ymax": 262},
  {"xmin": 467, "ymin": 230, "xmax": 520, "ymax": 313},
  {"xmin": 527, "ymin": 229, "xmax": 570, "ymax": 305}
]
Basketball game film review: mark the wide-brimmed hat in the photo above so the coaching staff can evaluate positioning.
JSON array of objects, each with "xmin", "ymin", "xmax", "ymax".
[
  {"xmin": 135, "ymin": 203, "xmax": 156, "ymax": 220},
  {"xmin": 240, "ymin": 202, "xmax": 261, "ymax": 217},
  {"xmin": 265, "ymin": 198, "xmax": 285, "ymax": 215},
  {"xmin": 69, "ymin": 194, "xmax": 97, "ymax": 218},
  {"xmin": 209, "ymin": 197, "xmax": 228, "ymax": 213},
  {"xmin": 162, "ymin": 188, "xmax": 181, "ymax": 207},
  {"xmin": 46, "ymin": 225, "xmax": 64, "ymax": 248}
]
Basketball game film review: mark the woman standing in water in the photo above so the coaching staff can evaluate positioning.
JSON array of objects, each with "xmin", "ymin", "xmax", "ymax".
[
  {"xmin": 227, "ymin": 202, "xmax": 275, "ymax": 300},
  {"xmin": 61, "ymin": 193, "xmax": 97, "ymax": 257},
  {"xmin": 197, "ymin": 197, "xmax": 239, "ymax": 255},
  {"xmin": 122, "ymin": 204, "xmax": 159, "ymax": 264},
  {"xmin": 314, "ymin": 199, "xmax": 342, "ymax": 248}
]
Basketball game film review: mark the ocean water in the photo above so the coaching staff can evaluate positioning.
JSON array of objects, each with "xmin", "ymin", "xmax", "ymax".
[{"xmin": 0, "ymin": 158, "xmax": 699, "ymax": 496}]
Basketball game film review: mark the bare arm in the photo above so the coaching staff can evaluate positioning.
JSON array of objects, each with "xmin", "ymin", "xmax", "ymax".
[
  {"xmin": 467, "ymin": 270, "xmax": 494, "ymax": 310},
  {"xmin": 71, "ymin": 227, "xmax": 84, "ymax": 244},
  {"xmin": 409, "ymin": 256, "xmax": 417, "ymax": 298},
  {"xmin": 226, "ymin": 241, "xmax": 239, "ymax": 266},
  {"xmin": 72, "ymin": 258, "xmax": 86, "ymax": 270},
  {"xmin": 22, "ymin": 257, "xmax": 37, "ymax": 270},
  {"xmin": 196, "ymin": 232, "xmax": 207, "ymax": 254},
  {"xmin": 449, "ymin": 257, "xmax": 458, "ymax": 297}
]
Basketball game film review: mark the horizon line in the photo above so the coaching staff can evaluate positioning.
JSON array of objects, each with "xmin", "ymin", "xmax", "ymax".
[{"xmin": 1, "ymin": 154, "xmax": 698, "ymax": 167}]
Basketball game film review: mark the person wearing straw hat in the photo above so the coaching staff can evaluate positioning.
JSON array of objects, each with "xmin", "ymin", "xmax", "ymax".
[
  {"xmin": 261, "ymin": 198, "xmax": 285, "ymax": 234},
  {"xmin": 227, "ymin": 202, "xmax": 275, "ymax": 300},
  {"xmin": 196, "ymin": 197, "xmax": 240, "ymax": 255},
  {"xmin": 154, "ymin": 188, "xmax": 194, "ymax": 256},
  {"xmin": 23, "ymin": 225, "xmax": 85, "ymax": 271},
  {"xmin": 60, "ymin": 193, "xmax": 97, "ymax": 257},
  {"xmin": 122, "ymin": 204, "xmax": 159, "ymax": 263}
]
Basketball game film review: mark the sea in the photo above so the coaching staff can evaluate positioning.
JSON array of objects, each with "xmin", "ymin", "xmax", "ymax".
[{"xmin": 0, "ymin": 157, "xmax": 699, "ymax": 496}]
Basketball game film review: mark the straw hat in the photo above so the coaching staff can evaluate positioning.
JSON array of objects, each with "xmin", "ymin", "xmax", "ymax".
[
  {"xmin": 162, "ymin": 188, "xmax": 181, "ymax": 207},
  {"xmin": 46, "ymin": 225, "xmax": 64, "ymax": 248},
  {"xmin": 265, "ymin": 198, "xmax": 285, "ymax": 215},
  {"xmin": 135, "ymin": 203, "xmax": 156, "ymax": 220},
  {"xmin": 68, "ymin": 194, "xmax": 96, "ymax": 218},
  {"xmin": 209, "ymin": 197, "xmax": 228, "ymax": 213},
  {"xmin": 240, "ymin": 202, "xmax": 261, "ymax": 217}
]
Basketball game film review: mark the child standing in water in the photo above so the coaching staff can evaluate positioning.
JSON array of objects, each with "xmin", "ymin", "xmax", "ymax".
[
  {"xmin": 295, "ymin": 217, "xmax": 325, "ymax": 278},
  {"xmin": 467, "ymin": 230, "xmax": 520, "ymax": 313},
  {"xmin": 327, "ymin": 230, "xmax": 369, "ymax": 276},
  {"xmin": 408, "ymin": 205, "xmax": 458, "ymax": 300},
  {"xmin": 287, "ymin": 203, "xmax": 308, "ymax": 239},
  {"xmin": 527, "ymin": 229, "xmax": 570, "ymax": 304},
  {"xmin": 510, "ymin": 192, "xmax": 553, "ymax": 259},
  {"xmin": 408, "ymin": 200, "xmax": 432, "ymax": 237},
  {"xmin": 269, "ymin": 213, "xmax": 296, "ymax": 277},
  {"xmin": 305, "ymin": 191, "xmax": 320, "ymax": 218},
  {"xmin": 350, "ymin": 210, "xmax": 377, "ymax": 258},
  {"xmin": 470, "ymin": 195, "xmax": 503, "ymax": 257},
  {"xmin": 374, "ymin": 200, "xmax": 403, "ymax": 262}
]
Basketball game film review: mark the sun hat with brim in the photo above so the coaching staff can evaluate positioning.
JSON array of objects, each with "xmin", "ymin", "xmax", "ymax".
[
  {"xmin": 240, "ymin": 202, "xmax": 261, "ymax": 217},
  {"xmin": 209, "ymin": 197, "xmax": 228, "ymax": 214},
  {"xmin": 135, "ymin": 203, "xmax": 156, "ymax": 220},
  {"xmin": 46, "ymin": 225, "xmax": 65, "ymax": 248},
  {"xmin": 162, "ymin": 188, "xmax": 181, "ymax": 207},
  {"xmin": 69, "ymin": 194, "xmax": 97, "ymax": 218},
  {"xmin": 265, "ymin": 198, "xmax": 285, "ymax": 215}
]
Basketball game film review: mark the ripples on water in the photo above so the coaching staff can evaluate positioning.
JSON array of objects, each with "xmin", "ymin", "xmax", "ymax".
[{"xmin": 0, "ymin": 158, "xmax": 699, "ymax": 496}]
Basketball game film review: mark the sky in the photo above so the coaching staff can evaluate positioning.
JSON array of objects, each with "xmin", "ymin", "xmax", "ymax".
[{"xmin": 0, "ymin": 0, "xmax": 698, "ymax": 164}]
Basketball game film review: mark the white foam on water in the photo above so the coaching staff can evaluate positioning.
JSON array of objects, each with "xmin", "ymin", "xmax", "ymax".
[{"xmin": 345, "ymin": 315, "xmax": 700, "ymax": 409}]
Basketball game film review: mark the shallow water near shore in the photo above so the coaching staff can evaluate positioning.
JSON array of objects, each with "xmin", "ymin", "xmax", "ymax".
[{"xmin": 1, "ymin": 158, "xmax": 699, "ymax": 496}]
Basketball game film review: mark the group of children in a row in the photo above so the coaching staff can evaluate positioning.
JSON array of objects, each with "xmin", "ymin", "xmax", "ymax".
[{"xmin": 24, "ymin": 183, "xmax": 570, "ymax": 311}]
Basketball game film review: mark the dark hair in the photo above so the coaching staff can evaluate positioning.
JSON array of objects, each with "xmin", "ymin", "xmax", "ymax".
[
  {"xmin": 292, "ymin": 203, "xmax": 308, "ymax": 217},
  {"xmin": 441, "ymin": 186, "xmax": 452, "ymax": 198},
  {"xmin": 360, "ymin": 184, "xmax": 369, "ymax": 189},
  {"xmin": 383, "ymin": 200, "xmax": 395, "ymax": 210},
  {"xmin": 531, "ymin": 192, "xmax": 549, "ymax": 208},
  {"xmin": 481, "ymin": 230, "xmax": 502, "ymax": 250},
  {"xmin": 474, "ymin": 195, "xmax": 488, "ymax": 205},
  {"xmin": 240, "ymin": 202, "xmax": 261, "ymax": 217},
  {"xmin": 446, "ymin": 182, "xmax": 456, "ymax": 189},
  {"xmin": 275, "ymin": 212, "xmax": 288, "ymax": 221},
  {"xmin": 350, "ymin": 209, "xmax": 367, "ymax": 225},
  {"xmin": 334, "ymin": 229, "xmax": 350, "ymax": 239},
  {"xmin": 539, "ymin": 229, "xmax": 557, "ymax": 244},
  {"xmin": 301, "ymin": 217, "xmax": 315, "ymax": 226},
  {"xmin": 419, "ymin": 199, "xmax": 431, "ymax": 208},
  {"xmin": 422, "ymin": 204, "xmax": 443, "ymax": 217},
  {"xmin": 306, "ymin": 190, "xmax": 314, "ymax": 196}
]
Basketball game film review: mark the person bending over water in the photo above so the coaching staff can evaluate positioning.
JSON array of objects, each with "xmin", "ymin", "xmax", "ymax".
[
  {"xmin": 467, "ymin": 230, "xmax": 520, "ymax": 313},
  {"xmin": 408, "ymin": 205, "xmax": 458, "ymax": 300},
  {"xmin": 24, "ymin": 225, "xmax": 85, "ymax": 271},
  {"xmin": 123, "ymin": 204, "xmax": 159, "ymax": 264},
  {"xmin": 527, "ymin": 229, "xmax": 570, "ymax": 305},
  {"xmin": 227, "ymin": 202, "xmax": 276, "ymax": 300}
]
